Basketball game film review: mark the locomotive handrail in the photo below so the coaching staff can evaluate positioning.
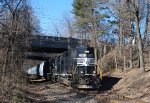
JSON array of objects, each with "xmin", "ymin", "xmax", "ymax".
[
  {"xmin": 98, "ymin": 65, "xmax": 103, "ymax": 81},
  {"xmin": 72, "ymin": 64, "xmax": 77, "ymax": 80},
  {"xmin": 52, "ymin": 47, "xmax": 77, "ymax": 60}
]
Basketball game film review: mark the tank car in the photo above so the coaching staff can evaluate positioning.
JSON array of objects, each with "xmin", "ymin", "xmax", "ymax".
[{"xmin": 26, "ymin": 61, "xmax": 52, "ymax": 80}]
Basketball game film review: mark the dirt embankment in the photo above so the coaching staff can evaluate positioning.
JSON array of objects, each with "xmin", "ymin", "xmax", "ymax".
[{"xmin": 108, "ymin": 69, "xmax": 150, "ymax": 103}]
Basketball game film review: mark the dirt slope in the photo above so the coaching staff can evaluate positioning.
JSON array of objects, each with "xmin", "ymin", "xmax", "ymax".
[{"xmin": 110, "ymin": 69, "xmax": 150, "ymax": 102}]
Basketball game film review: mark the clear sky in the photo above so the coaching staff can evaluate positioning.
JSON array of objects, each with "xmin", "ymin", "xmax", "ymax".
[{"xmin": 30, "ymin": 0, "xmax": 73, "ymax": 36}]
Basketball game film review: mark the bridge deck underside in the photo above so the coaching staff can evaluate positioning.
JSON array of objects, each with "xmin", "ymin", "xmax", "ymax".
[
  {"xmin": 31, "ymin": 40, "xmax": 68, "ymax": 53},
  {"xmin": 26, "ymin": 40, "xmax": 77, "ymax": 60},
  {"xmin": 25, "ymin": 52, "xmax": 59, "ymax": 60}
]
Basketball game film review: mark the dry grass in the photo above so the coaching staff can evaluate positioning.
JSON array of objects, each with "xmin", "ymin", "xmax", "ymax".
[{"xmin": 111, "ymin": 69, "xmax": 150, "ymax": 103}]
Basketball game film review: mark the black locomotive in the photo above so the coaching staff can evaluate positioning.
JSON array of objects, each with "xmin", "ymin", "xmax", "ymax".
[{"xmin": 27, "ymin": 46, "xmax": 101, "ymax": 89}]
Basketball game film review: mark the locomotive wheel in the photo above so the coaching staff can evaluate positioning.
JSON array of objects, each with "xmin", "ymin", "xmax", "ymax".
[
  {"xmin": 44, "ymin": 74, "xmax": 52, "ymax": 81},
  {"xmin": 51, "ymin": 76, "xmax": 57, "ymax": 82}
]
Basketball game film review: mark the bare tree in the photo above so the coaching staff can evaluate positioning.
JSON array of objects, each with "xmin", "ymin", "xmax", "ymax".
[
  {"xmin": 63, "ymin": 13, "xmax": 75, "ymax": 49},
  {"xmin": 109, "ymin": 0, "xmax": 133, "ymax": 70},
  {"xmin": 143, "ymin": 1, "xmax": 150, "ymax": 46},
  {"xmin": 127, "ymin": 0, "xmax": 145, "ymax": 72},
  {"xmin": 51, "ymin": 22, "xmax": 62, "ymax": 37},
  {"xmin": 0, "ymin": 0, "xmax": 39, "ymax": 102}
]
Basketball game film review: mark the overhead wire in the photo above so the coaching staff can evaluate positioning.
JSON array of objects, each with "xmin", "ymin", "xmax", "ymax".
[
  {"xmin": 31, "ymin": 7, "xmax": 75, "ymax": 35},
  {"xmin": 38, "ymin": 16, "xmax": 65, "ymax": 21},
  {"xmin": 32, "ymin": 7, "xmax": 67, "ymax": 21}
]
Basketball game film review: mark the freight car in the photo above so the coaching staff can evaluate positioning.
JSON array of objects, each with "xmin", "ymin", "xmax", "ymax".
[{"xmin": 27, "ymin": 46, "xmax": 101, "ymax": 89}]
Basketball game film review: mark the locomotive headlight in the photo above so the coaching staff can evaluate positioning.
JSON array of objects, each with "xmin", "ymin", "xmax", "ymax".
[
  {"xmin": 80, "ymin": 71, "xmax": 84, "ymax": 76},
  {"xmin": 93, "ymin": 70, "xmax": 96, "ymax": 76},
  {"xmin": 85, "ymin": 50, "xmax": 89, "ymax": 53}
]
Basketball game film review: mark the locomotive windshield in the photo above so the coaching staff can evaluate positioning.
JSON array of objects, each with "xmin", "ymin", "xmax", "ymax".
[
  {"xmin": 75, "ymin": 46, "xmax": 95, "ymax": 66},
  {"xmin": 78, "ymin": 53, "xmax": 94, "ymax": 58},
  {"xmin": 76, "ymin": 46, "xmax": 94, "ymax": 58}
]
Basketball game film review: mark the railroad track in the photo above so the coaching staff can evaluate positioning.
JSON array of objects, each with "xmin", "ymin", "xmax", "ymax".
[{"xmin": 28, "ymin": 78, "xmax": 103, "ymax": 96}]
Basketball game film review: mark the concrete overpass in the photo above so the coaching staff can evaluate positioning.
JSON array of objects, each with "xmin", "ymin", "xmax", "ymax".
[
  {"xmin": 25, "ymin": 35, "xmax": 81, "ymax": 60},
  {"xmin": 25, "ymin": 35, "xmax": 114, "ymax": 60}
]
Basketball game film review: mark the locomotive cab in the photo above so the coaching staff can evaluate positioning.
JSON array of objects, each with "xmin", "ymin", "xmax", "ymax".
[{"xmin": 73, "ymin": 46, "xmax": 100, "ymax": 89}]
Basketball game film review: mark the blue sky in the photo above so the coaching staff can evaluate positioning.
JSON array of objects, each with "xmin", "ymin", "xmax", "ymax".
[{"xmin": 30, "ymin": 0, "xmax": 73, "ymax": 35}]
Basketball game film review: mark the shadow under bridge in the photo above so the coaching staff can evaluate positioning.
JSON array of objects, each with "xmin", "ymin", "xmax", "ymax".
[{"xmin": 25, "ymin": 36, "xmax": 80, "ymax": 60}]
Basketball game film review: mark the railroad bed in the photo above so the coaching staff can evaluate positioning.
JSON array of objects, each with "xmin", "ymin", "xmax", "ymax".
[
  {"xmin": 25, "ymin": 80, "xmax": 103, "ymax": 103},
  {"xmin": 25, "ymin": 79, "xmax": 146, "ymax": 103}
]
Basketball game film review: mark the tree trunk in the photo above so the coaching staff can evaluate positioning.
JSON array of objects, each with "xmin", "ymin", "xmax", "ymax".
[
  {"xmin": 135, "ymin": 16, "xmax": 145, "ymax": 72},
  {"xmin": 123, "ymin": 55, "xmax": 126, "ymax": 70},
  {"xmin": 131, "ymin": 0, "xmax": 145, "ymax": 72},
  {"xmin": 143, "ymin": 1, "xmax": 149, "ymax": 46},
  {"xmin": 129, "ymin": 46, "xmax": 133, "ymax": 69},
  {"xmin": 119, "ymin": 18, "xmax": 123, "ymax": 56},
  {"xmin": 103, "ymin": 43, "xmax": 107, "ymax": 55},
  {"xmin": 115, "ymin": 51, "xmax": 118, "ymax": 70},
  {"xmin": 2, "ymin": 48, "xmax": 9, "ymax": 102}
]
